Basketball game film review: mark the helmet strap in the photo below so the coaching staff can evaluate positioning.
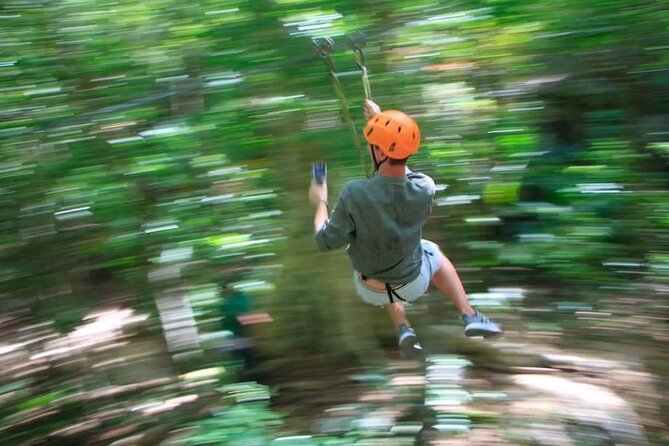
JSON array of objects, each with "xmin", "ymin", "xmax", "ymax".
[{"xmin": 370, "ymin": 145, "xmax": 389, "ymax": 172}]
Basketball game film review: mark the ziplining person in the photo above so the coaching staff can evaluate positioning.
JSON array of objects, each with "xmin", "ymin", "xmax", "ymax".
[{"xmin": 308, "ymin": 99, "xmax": 502, "ymax": 359}]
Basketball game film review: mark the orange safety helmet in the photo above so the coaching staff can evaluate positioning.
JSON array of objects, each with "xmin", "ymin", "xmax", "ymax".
[{"xmin": 363, "ymin": 110, "xmax": 421, "ymax": 159}]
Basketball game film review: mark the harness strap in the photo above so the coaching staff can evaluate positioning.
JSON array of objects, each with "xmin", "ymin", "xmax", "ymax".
[
  {"xmin": 361, "ymin": 274, "xmax": 408, "ymax": 304},
  {"xmin": 362, "ymin": 244, "xmax": 439, "ymax": 305},
  {"xmin": 385, "ymin": 283, "xmax": 407, "ymax": 303}
]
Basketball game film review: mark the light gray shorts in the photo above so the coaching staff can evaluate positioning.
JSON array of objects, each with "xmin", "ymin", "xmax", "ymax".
[{"xmin": 353, "ymin": 239, "xmax": 441, "ymax": 306}]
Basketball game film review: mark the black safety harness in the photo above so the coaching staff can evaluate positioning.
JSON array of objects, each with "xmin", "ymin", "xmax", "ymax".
[
  {"xmin": 360, "ymin": 250, "xmax": 434, "ymax": 304},
  {"xmin": 360, "ymin": 274, "xmax": 407, "ymax": 303}
]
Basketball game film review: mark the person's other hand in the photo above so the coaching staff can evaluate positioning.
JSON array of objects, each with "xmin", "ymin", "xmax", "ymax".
[
  {"xmin": 363, "ymin": 99, "xmax": 381, "ymax": 120},
  {"xmin": 309, "ymin": 180, "xmax": 328, "ymax": 207}
]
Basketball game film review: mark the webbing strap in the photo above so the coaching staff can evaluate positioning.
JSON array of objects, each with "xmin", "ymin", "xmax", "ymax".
[
  {"xmin": 360, "ymin": 274, "xmax": 408, "ymax": 304},
  {"xmin": 385, "ymin": 283, "xmax": 407, "ymax": 304},
  {"xmin": 360, "ymin": 241, "xmax": 440, "ymax": 305}
]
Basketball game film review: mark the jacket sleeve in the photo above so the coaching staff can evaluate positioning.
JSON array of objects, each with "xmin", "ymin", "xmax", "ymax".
[
  {"xmin": 407, "ymin": 170, "xmax": 436, "ymax": 214},
  {"xmin": 315, "ymin": 185, "xmax": 355, "ymax": 251},
  {"xmin": 407, "ymin": 170, "xmax": 436, "ymax": 196}
]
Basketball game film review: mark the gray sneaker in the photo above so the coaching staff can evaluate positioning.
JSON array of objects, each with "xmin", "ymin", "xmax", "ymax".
[
  {"xmin": 397, "ymin": 325, "xmax": 423, "ymax": 359},
  {"xmin": 462, "ymin": 310, "xmax": 503, "ymax": 338}
]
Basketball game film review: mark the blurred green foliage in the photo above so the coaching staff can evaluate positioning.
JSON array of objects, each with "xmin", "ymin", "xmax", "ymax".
[{"xmin": 0, "ymin": 0, "xmax": 667, "ymax": 444}]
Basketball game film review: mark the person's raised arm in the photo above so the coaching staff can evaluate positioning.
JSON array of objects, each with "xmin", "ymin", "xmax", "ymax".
[
  {"xmin": 310, "ymin": 181, "xmax": 354, "ymax": 251},
  {"xmin": 309, "ymin": 179, "xmax": 328, "ymax": 233},
  {"xmin": 363, "ymin": 99, "xmax": 381, "ymax": 120}
]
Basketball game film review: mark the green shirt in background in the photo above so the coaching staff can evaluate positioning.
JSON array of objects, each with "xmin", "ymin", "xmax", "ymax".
[
  {"xmin": 315, "ymin": 171, "xmax": 435, "ymax": 283},
  {"xmin": 220, "ymin": 291, "xmax": 252, "ymax": 335}
]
